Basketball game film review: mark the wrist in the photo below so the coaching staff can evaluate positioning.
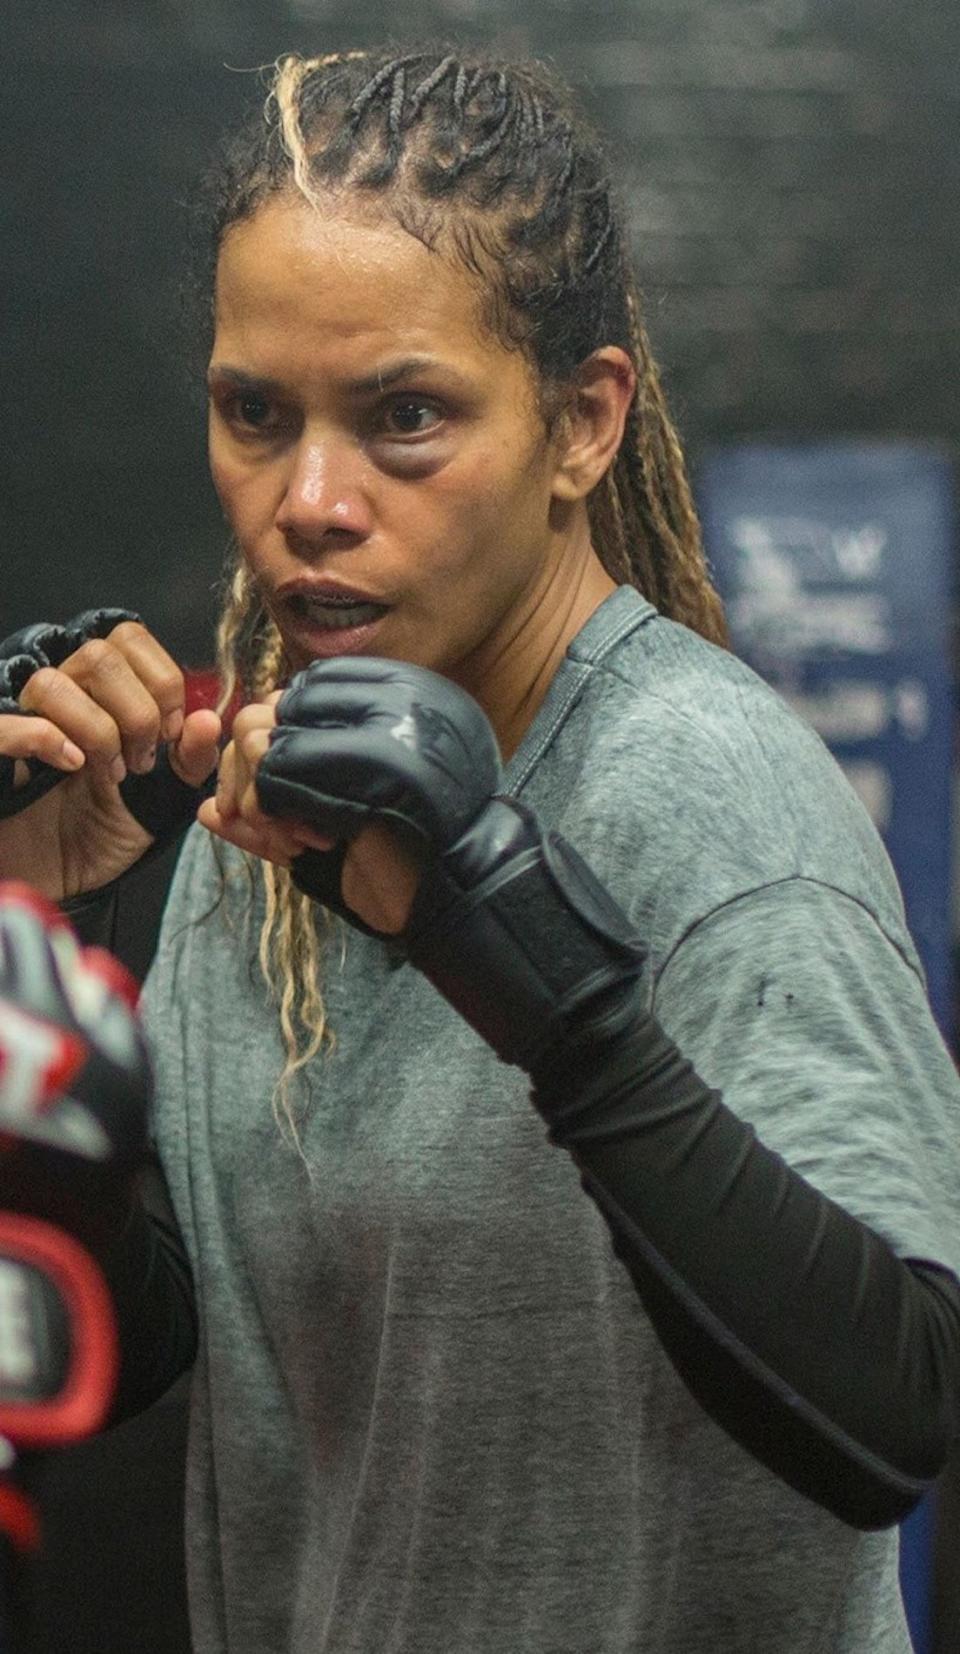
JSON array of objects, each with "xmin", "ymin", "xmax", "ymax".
[{"xmin": 406, "ymin": 798, "xmax": 646, "ymax": 1070}]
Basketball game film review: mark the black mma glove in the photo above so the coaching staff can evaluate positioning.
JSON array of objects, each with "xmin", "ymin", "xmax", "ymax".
[
  {"xmin": 0, "ymin": 607, "xmax": 213, "ymax": 846},
  {"xmin": 0, "ymin": 609, "xmax": 139, "ymax": 815},
  {"xmin": 256, "ymin": 657, "xmax": 645, "ymax": 1072}
]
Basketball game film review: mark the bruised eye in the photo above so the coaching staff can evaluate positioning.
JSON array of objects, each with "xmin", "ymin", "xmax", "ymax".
[
  {"xmin": 382, "ymin": 399, "xmax": 444, "ymax": 436},
  {"xmin": 230, "ymin": 392, "xmax": 280, "ymax": 430},
  {"xmin": 237, "ymin": 393, "xmax": 272, "ymax": 426}
]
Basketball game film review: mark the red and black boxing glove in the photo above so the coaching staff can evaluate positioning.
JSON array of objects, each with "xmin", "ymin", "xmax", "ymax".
[{"xmin": 0, "ymin": 882, "xmax": 151, "ymax": 1509}]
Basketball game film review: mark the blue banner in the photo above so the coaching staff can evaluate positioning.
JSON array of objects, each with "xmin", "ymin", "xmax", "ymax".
[{"xmin": 696, "ymin": 441, "xmax": 956, "ymax": 1654}]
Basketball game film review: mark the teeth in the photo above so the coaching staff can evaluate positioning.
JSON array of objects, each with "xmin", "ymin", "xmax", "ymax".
[{"xmin": 293, "ymin": 597, "xmax": 386, "ymax": 630}]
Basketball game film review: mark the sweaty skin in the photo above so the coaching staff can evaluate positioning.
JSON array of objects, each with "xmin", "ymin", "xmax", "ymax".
[{"xmin": 200, "ymin": 193, "xmax": 635, "ymax": 924}]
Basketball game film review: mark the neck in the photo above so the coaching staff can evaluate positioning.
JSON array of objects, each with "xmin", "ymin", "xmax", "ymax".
[{"xmin": 455, "ymin": 533, "xmax": 617, "ymax": 761}]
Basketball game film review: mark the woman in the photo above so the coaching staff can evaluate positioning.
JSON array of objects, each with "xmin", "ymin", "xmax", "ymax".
[{"xmin": 1, "ymin": 46, "xmax": 959, "ymax": 1654}]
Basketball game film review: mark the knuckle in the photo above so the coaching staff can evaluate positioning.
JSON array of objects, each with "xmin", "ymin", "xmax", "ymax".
[
  {"xmin": 108, "ymin": 619, "xmax": 149, "ymax": 646},
  {"xmin": 18, "ymin": 665, "xmax": 60, "ymax": 708},
  {"xmin": 158, "ymin": 669, "xmax": 184, "ymax": 707},
  {"xmin": 232, "ymin": 705, "xmax": 263, "ymax": 739},
  {"xmin": 125, "ymin": 703, "xmax": 161, "ymax": 744},
  {"xmin": 71, "ymin": 637, "xmax": 117, "ymax": 676},
  {"xmin": 239, "ymin": 726, "xmax": 268, "ymax": 761},
  {"xmin": 85, "ymin": 708, "xmax": 121, "ymax": 757}
]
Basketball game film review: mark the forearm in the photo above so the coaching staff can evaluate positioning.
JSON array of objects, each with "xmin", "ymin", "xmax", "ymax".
[
  {"xmin": 533, "ymin": 1010, "xmax": 960, "ymax": 1528},
  {"xmin": 99, "ymin": 1153, "xmax": 198, "ymax": 1425},
  {"xmin": 8, "ymin": 1143, "xmax": 197, "ymax": 1427},
  {"xmin": 58, "ymin": 871, "xmax": 198, "ymax": 1420},
  {"xmin": 60, "ymin": 879, "xmax": 123, "ymax": 952}
]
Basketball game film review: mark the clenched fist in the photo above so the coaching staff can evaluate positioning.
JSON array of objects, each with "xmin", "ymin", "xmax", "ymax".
[{"xmin": 0, "ymin": 610, "xmax": 222, "ymax": 899}]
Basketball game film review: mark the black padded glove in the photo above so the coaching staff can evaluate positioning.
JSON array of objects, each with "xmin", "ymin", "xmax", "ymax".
[
  {"xmin": 256, "ymin": 657, "xmax": 645, "ymax": 1070},
  {"xmin": 0, "ymin": 609, "xmax": 141, "ymax": 817},
  {"xmin": 0, "ymin": 607, "xmax": 214, "ymax": 846}
]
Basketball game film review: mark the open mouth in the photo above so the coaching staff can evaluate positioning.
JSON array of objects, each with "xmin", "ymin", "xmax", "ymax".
[{"xmin": 285, "ymin": 592, "xmax": 390, "ymax": 631}]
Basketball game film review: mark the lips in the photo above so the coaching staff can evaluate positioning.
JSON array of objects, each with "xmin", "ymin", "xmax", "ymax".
[
  {"xmin": 274, "ymin": 578, "xmax": 392, "ymax": 659},
  {"xmin": 278, "ymin": 580, "xmax": 391, "ymax": 631}
]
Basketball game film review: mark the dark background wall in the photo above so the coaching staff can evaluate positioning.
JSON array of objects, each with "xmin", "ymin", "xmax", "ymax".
[
  {"xmin": 3, "ymin": 2, "xmax": 959, "ymax": 1651},
  {"xmin": 3, "ymin": 0, "xmax": 958, "ymax": 665}
]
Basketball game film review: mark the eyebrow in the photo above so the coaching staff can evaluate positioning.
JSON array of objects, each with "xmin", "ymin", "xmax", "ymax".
[{"xmin": 207, "ymin": 357, "xmax": 466, "ymax": 395}]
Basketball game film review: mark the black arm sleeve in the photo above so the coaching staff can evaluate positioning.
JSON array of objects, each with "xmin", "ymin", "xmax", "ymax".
[
  {"xmin": 59, "ymin": 880, "xmax": 123, "ymax": 953},
  {"xmin": 99, "ymin": 1153, "xmax": 198, "ymax": 1426},
  {"xmin": 58, "ymin": 841, "xmax": 198, "ymax": 1425},
  {"xmin": 533, "ymin": 1007, "xmax": 960, "ymax": 1530}
]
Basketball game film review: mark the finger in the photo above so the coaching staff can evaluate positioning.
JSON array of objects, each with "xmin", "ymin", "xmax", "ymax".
[
  {"xmin": 234, "ymin": 727, "xmax": 274, "ymax": 825},
  {"xmin": 197, "ymin": 796, "xmax": 300, "ymax": 867},
  {"xmin": 213, "ymin": 740, "xmax": 239, "ymax": 821},
  {"xmin": 288, "ymin": 825, "xmax": 337, "ymax": 852},
  {"xmin": 19, "ymin": 668, "xmax": 128, "ymax": 783},
  {"xmin": 99, "ymin": 621, "xmax": 186, "ymax": 743},
  {"xmin": 168, "ymin": 708, "xmax": 222, "ymax": 789},
  {"xmin": 341, "ymin": 821, "xmax": 420, "ymax": 934},
  {"xmin": 0, "ymin": 715, "xmax": 86, "ymax": 773},
  {"xmin": 230, "ymin": 702, "xmax": 278, "ymax": 742},
  {"xmin": 55, "ymin": 638, "xmax": 164, "ymax": 774}
]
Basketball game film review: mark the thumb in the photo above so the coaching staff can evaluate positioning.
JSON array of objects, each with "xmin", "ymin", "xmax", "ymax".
[
  {"xmin": 118, "ymin": 709, "xmax": 223, "ymax": 846},
  {"xmin": 169, "ymin": 709, "xmax": 222, "ymax": 788}
]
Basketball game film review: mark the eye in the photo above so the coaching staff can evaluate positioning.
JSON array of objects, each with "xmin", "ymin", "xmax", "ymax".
[
  {"xmin": 236, "ymin": 392, "xmax": 273, "ymax": 428},
  {"xmin": 212, "ymin": 385, "xmax": 287, "ymax": 438},
  {"xmin": 228, "ymin": 391, "xmax": 285, "ymax": 433},
  {"xmin": 381, "ymin": 399, "xmax": 444, "ymax": 437}
]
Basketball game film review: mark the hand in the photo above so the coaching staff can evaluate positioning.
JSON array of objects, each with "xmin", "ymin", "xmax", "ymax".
[
  {"xmin": 229, "ymin": 657, "xmax": 642, "ymax": 1073},
  {"xmin": 0, "ymin": 612, "xmax": 222, "ymax": 898},
  {"xmin": 0, "ymin": 709, "xmax": 86, "ymax": 776},
  {"xmin": 198, "ymin": 694, "xmax": 423, "ymax": 934},
  {"xmin": 245, "ymin": 658, "xmax": 500, "ymax": 936}
]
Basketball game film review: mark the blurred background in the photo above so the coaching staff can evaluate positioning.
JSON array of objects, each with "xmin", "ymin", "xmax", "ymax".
[{"xmin": 2, "ymin": 1, "xmax": 958, "ymax": 1651}]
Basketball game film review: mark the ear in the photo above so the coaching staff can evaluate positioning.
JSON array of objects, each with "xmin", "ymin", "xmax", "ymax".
[{"xmin": 550, "ymin": 347, "xmax": 637, "ymax": 503}]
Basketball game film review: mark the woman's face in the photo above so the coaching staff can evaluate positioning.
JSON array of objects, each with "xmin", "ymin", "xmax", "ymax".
[{"xmin": 208, "ymin": 193, "xmax": 585, "ymax": 695}]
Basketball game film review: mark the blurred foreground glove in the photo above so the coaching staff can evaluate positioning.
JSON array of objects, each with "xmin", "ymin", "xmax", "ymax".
[
  {"xmin": 0, "ymin": 882, "xmax": 151, "ymax": 1510},
  {"xmin": 256, "ymin": 658, "xmax": 645, "ymax": 1071}
]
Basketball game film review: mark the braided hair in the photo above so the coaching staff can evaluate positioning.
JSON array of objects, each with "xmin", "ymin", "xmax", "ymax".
[
  {"xmin": 201, "ymin": 47, "xmax": 728, "ymax": 1149},
  {"xmin": 204, "ymin": 46, "xmax": 726, "ymax": 648}
]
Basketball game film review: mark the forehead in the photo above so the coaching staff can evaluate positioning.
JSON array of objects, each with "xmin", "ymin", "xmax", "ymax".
[{"xmin": 213, "ymin": 193, "xmax": 507, "ymax": 374}]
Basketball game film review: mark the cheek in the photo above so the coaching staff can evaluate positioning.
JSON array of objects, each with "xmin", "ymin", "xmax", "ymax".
[
  {"xmin": 209, "ymin": 448, "xmax": 273, "ymax": 533},
  {"xmin": 424, "ymin": 432, "xmax": 550, "ymax": 544}
]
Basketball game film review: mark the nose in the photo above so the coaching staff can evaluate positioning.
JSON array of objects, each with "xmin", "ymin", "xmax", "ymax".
[{"xmin": 275, "ymin": 434, "xmax": 373, "ymax": 548}]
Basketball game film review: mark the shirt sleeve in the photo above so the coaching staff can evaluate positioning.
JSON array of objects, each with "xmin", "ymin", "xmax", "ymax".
[
  {"xmin": 528, "ymin": 870, "xmax": 960, "ymax": 1527},
  {"xmin": 650, "ymin": 875, "xmax": 960, "ymax": 1282}
]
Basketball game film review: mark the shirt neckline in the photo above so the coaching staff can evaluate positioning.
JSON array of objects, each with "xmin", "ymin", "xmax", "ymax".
[{"xmin": 503, "ymin": 584, "xmax": 656, "ymax": 794}]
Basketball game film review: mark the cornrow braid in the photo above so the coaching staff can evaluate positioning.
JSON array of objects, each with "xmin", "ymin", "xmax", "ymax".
[
  {"xmin": 199, "ymin": 44, "xmax": 728, "ymax": 1129},
  {"xmin": 407, "ymin": 54, "xmax": 457, "ymax": 123}
]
